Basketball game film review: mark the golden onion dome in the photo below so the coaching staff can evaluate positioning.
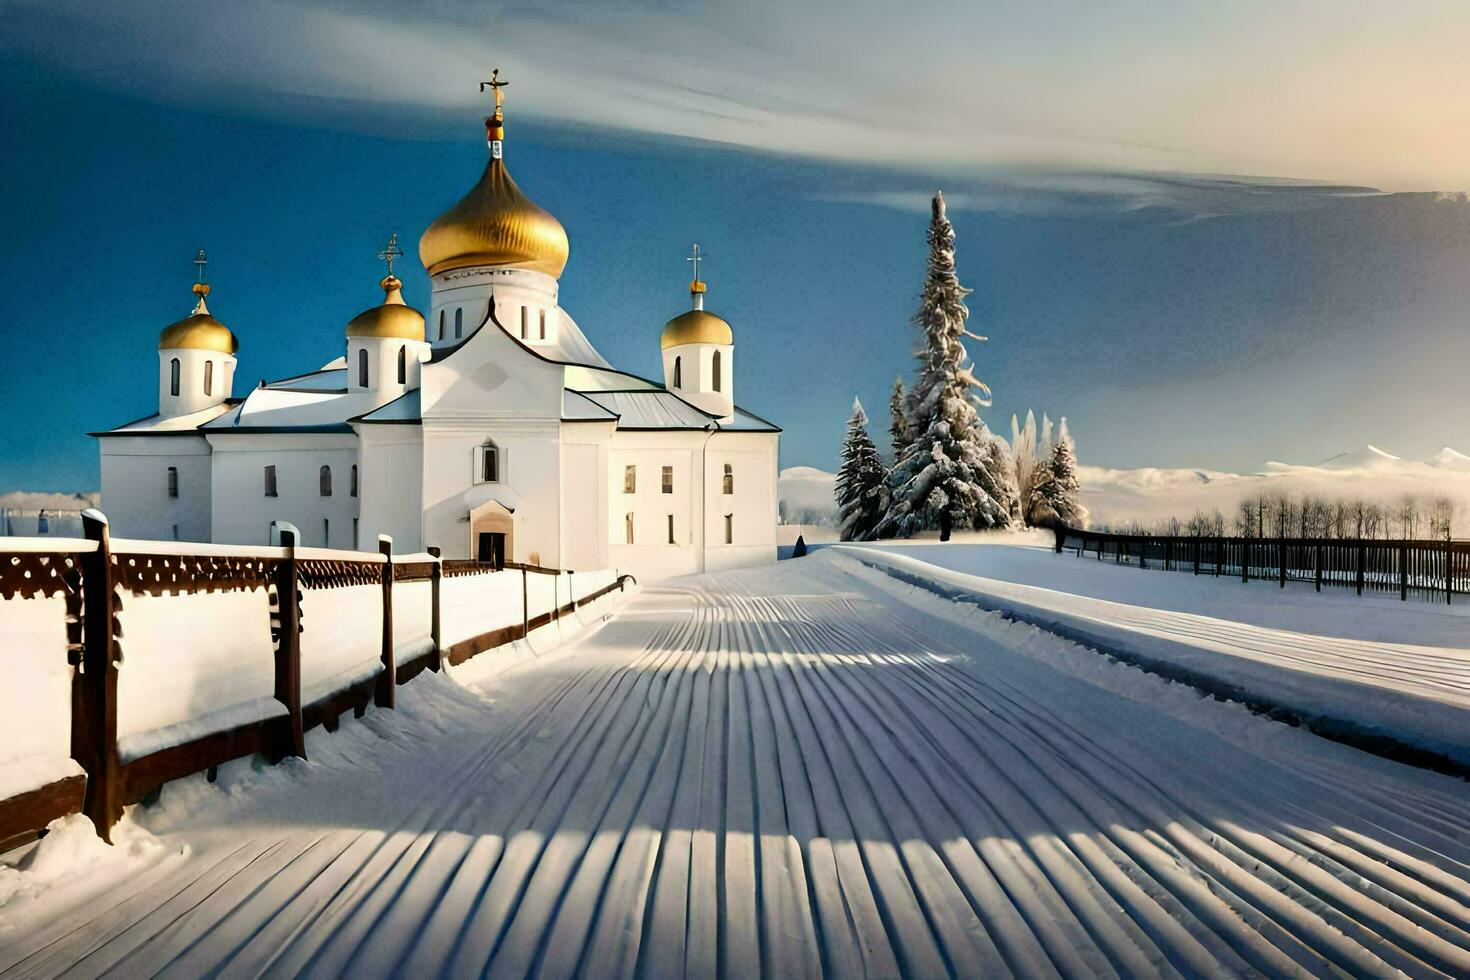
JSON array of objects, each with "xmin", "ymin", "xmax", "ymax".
[
  {"xmin": 346, "ymin": 275, "xmax": 425, "ymax": 340},
  {"xmin": 158, "ymin": 284, "xmax": 238, "ymax": 354},
  {"xmin": 661, "ymin": 309, "xmax": 733, "ymax": 350},
  {"xmin": 418, "ymin": 108, "xmax": 569, "ymax": 279}
]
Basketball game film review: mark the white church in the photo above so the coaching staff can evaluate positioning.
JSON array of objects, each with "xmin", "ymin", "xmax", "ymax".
[{"xmin": 94, "ymin": 75, "xmax": 780, "ymax": 581}]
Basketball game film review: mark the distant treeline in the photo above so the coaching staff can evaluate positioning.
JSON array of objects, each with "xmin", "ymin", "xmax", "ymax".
[{"xmin": 1096, "ymin": 492, "xmax": 1461, "ymax": 540}]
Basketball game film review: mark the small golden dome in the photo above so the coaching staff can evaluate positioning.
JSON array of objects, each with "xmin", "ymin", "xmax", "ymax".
[
  {"xmin": 158, "ymin": 293, "xmax": 238, "ymax": 354},
  {"xmin": 347, "ymin": 275, "xmax": 426, "ymax": 340},
  {"xmin": 418, "ymin": 117, "xmax": 569, "ymax": 278},
  {"xmin": 662, "ymin": 309, "xmax": 733, "ymax": 350}
]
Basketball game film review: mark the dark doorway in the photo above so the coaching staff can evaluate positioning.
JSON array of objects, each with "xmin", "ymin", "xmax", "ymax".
[{"xmin": 478, "ymin": 531, "xmax": 506, "ymax": 569}]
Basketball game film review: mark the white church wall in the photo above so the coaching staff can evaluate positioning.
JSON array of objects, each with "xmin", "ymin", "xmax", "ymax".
[
  {"xmin": 206, "ymin": 433, "xmax": 360, "ymax": 547},
  {"xmin": 357, "ymin": 424, "xmax": 424, "ymax": 552},
  {"xmin": 114, "ymin": 588, "xmax": 280, "ymax": 762},
  {"xmin": 98, "ymin": 434, "xmax": 213, "ymax": 542},
  {"xmin": 158, "ymin": 348, "xmax": 234, "ymax": 418},
  {"xmin": 428, "ymin": 267, "xmax": 557, "ymax": 349},
  {"xmin": 703, "ymin": 432, "xmax": 780, "ymax": 573},
  {"xmin": 423, "ymin": 419, "xmax": 562, "ymax": 560},
  {"xmin": 347, "ymin": 337, "xmax": 428, "ymax": 405},
  {"xmin": 606, "ymin": 432, "xmax": 705, "ymax": 581},
  {"xmin": 559, "ymin": 433, "xmax": 608, "ymax": 572},
  {"xmin": 661, "ymin": 343, "xmax": 734, "ymax": 418}
]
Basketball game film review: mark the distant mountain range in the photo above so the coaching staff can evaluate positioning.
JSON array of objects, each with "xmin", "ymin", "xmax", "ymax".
[{"xmin": 780, "ymin": 445, "xmax": 1470, "ymax": 533}]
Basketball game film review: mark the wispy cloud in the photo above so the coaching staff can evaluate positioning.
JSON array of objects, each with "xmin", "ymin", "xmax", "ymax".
[
  {"xmin": 816, "ymin": 171, "xmax": 1388, "ymax": 220},
  {"xmin": 7, "ymin": 0, "xmax": 1470, "ymax": 192}
]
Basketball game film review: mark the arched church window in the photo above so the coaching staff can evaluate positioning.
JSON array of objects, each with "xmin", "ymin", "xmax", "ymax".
[
  {"xmin": 712, "ymin": 350, "xmax": 723, "ymax": 392},
  {"xmin": 625, "ymin": 512, "xmax": 634, "ymax": 544},
  {"xmin": 169, "ymin": 358, "xmax": 180, "ymax": 397},
  {"xmin": 724, "ymin": 513, "xmax": 733, "ymax": 544},
  {"xmin": 723, "ymin": 464, "xmax": 734, "ymax": 495},
  {"xmin": 320, "ymin": 465, "xmax": 333, "ymax": 497},
  {"xmin": 358, "ymin": 348, "xmax": 369, "ymax": 388},
  {"xmin": 167, "ymin": 467, "xmax": 178, "ymax": 498},
  {"xmin": 350, "ymin": 464, "xmax": 358, "ymax": 498},
  {"xmin": 204, "ymin": 360, "xmax": 213, "ymax": 397},
  {"xmin": 397, "ymin": 346, "xmax": 406, "ymax": 384},
  {"xmin": 438, "ymin": 310, "xmax": 445, "ymax": 341},
  {"xmin": 455, "ymin": 307, "xmax": 463, "ymax": 339},
  {"xmin": 539, "ymin": 309, "xmax": 546, "ymax": 340},
  {"xmin": 520, "ymin": 306, "xmax": 528, "ymax": 339},
  {"xmin": 479, "ymin": 440, "xmax": 499, "ymax": 483},
  {"xmin": 673, "ymin": 356, "xmax": 682, "ymax": 388}
]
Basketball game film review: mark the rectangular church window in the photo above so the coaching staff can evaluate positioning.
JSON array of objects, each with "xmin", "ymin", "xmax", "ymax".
[
  {"xmin": 624, "ymin": 465, "xmax": 636, "ymax": 493},
  {"xmin": 667, "ymin": 514, "xmax": 675, "ymax": 544},
  {"xmin": 725, "ymin": 514, "xmax": 733, "ymax": 544},
  {"xmin": 264, "ymin": 465, "xmax": 278, "ymax": 497},
  {"xmin": 662, "ymin": 466, "xmax": 673, "ymax": 493},
  {"xmin": 167, "ymin": 466, "xmax": 178, "ymax": 498}
]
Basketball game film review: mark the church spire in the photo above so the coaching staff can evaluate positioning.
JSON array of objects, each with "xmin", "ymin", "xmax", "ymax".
[
  {"xmin": 687, "ymin": 243, "xmax": 707, "ymax": 311},
  {"xmin": 191, "ymin": 248, "xmax": 211, "ymax": 315},
  {"xmin": 480, "ymin": 67, "xmax": 509, "ymax": 156}
]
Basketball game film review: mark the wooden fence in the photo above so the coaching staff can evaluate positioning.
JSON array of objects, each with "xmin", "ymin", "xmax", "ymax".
[
  {"xmin": 0, "ymin": 512, "xmax": 633, "ymax": 852},
  {"xmin": 1053, "ymin": 526, "xmax": 1470, "ymax": 604}
]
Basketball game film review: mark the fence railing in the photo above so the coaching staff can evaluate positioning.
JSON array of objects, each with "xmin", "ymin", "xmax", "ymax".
[
  {"xmin": 0, "ymin": 510, "xmax": 634, "ymax": 852},
  {"xmin": 1053, "ymin": 526, "xmax": 1469, "ymax": 604}
]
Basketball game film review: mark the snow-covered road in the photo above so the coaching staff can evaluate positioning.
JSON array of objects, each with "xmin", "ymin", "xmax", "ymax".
[{"xmin": 3, "ymin": 552, "xmax": 1469, "ymax": 977}]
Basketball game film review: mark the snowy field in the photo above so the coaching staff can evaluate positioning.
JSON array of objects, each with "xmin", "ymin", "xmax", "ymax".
[
  {"xmin": 837, "ymin": 531, "xmax": 1470, "ymax": 768},
  {"xmin": 3, "ymin": 549, "xmax": 1470, "ymax": 976}
]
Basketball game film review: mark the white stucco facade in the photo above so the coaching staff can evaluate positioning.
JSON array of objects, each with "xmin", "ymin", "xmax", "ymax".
[{"xmin": 95, "ymin": 111, "xmax": 780, "ymax": 582}]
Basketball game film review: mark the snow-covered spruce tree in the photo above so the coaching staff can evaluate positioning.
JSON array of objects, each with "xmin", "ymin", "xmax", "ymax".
[
  {"xmin": 888, "ymin": 377, "xmax": 912, "ymax": 462},
  {"xmin": 1030, "ymin": 417, "xmax": 1088, "ymax": 529},
  {"xmin": 834, "ymin": 398, "xmax": 887, "ymax": 541},
  {"xmin": 875, "ymin": 192, "xmax": 1017, "ymax": 538}
]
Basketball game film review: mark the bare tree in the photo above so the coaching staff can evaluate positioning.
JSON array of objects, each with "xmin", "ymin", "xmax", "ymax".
[{"xmin": 1428, "ymin": 496, "xmax": 1457, "ymax": 539}]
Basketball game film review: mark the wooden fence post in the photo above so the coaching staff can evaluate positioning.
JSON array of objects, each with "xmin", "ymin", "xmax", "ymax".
[
  {"xmin": 1356, "ymin": 542, "xmax": 1366, "ymax": 595},
  {"xmin": 1446, "ymin": 540, "xmax": 1454, "ymax": 606},
  {"xmin": 1193, "ymin": 538, "xmax": 1200, "ymax": 575},
  {"xmin": 1278, "ymin": 540, "xmax": 1287, "ymax": 588},
  {"xmin": 428, "ymin": 546, "xmax": 442, "ymax": 671},
  {"xmin": 1399, "ymin": 542, "xmax": 1409, "ymax": 601},
  {"xmin": 376, "ymin": 537, "xmax": 395, "ymax": 709},
  {"xmin": 1314, "ymin": 544, "xmax": 1323, "ymax": 592},
  {"xmin": 75, "ymin": 510, "xmax": 120, "ymax": 842},
  {"xmin": 271, "ymin": 528, "xmax": 305, "ymax": 761},
  {"xmin": 1241, "ymin": 539, "xmax": 1251, "ymax": 583}
]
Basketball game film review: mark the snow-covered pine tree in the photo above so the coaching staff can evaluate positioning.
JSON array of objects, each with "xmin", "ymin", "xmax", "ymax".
[
  {"xmin": 834, "ymin": 398, "xmax": 887, "ymax": 541},
  {"xmin": 889, "ymin": 377, "xmax": 912, "ymax": 461},
  {"xmin": 875, "ymin": 192, "xmax": 1016, "ymax": 538},
  {"xmin": 1030, "ymin": 417, "xmax": 1088, "ymax": 529}
]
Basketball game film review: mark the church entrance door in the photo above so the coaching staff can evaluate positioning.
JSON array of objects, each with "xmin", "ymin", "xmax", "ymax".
[{"xmin": 478, "ymin": 531, "xmax": 506, "ymax": 569}]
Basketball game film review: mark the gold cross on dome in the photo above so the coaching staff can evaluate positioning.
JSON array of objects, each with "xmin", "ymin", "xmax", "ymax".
[
  {"xmin": 193, "ymin": 249, "xmax": 208, "ymax": 283},
  {"xmin": 686, "ymin": 243, "xmax": 705, "ymax": 282},
  {"xmin": 376, "ymin": 233, "xmax": 403, "ymax": 278},
  {"xmin": 480, "ymin": 68, "xmax": 508, "ymax": 112}
]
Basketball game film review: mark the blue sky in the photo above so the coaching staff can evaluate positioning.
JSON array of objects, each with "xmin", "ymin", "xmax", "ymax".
[{"xmin": 3, "ymin": 1, "xmax": 1470, "ymax": 491}]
